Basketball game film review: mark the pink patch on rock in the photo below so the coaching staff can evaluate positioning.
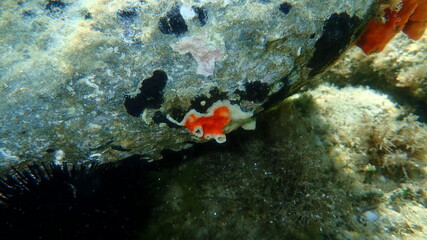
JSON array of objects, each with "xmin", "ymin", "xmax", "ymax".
[{"xmin": 171, "ymin": 36, "xmax": 224, "ymax": 76}]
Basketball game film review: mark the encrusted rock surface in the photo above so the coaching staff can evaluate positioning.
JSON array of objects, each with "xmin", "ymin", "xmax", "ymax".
[{"xmin": 0, "ymin": 0, "xmax": 373, "ymax": 165}]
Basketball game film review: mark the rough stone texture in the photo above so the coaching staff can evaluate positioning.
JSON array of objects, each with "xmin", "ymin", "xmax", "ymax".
[{"xmin": 0, "ymin": 0, "xmax": 373, "ymax": 166}]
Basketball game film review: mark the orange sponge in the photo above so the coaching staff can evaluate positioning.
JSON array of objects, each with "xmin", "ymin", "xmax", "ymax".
[
  {"xmin": 404, "ymin": 20, "xmax": 427, "ymax": 39},
  {"xmin": 356, "ymin": 0, "xmax": 418, "ymax": 54},
  {"xmin": 403, "ymin": 0, "xmax": 427, "ymax": 39},
  {"xmin": 182, "ymin": 106, "xmax": 231, "ymax": 143},
  {"xmin": 166, "ymin": 100, "xmax": 255, "ymax": 143}
]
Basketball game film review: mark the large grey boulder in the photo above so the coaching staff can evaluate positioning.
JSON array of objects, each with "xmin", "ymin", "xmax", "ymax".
[{"xmin": 0, "ymin": 0, "xmax": 374, "ymax": 165}]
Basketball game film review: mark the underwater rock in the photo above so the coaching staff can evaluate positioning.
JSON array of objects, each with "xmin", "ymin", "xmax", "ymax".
[{"xmin": 0, "ymin": 0, "xmax": 374, "ymax": 165}]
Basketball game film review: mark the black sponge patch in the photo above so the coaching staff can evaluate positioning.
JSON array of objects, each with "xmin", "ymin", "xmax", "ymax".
[
  {"xmin": 117, "ymin": 8, "xmax": 138, "ymax": 21},
  {"xmin": 190, "ymin": 88, "xmax": 228, "ymax": 113},
  {"xmin": 45, "ymin": 0, "xmax": 66, "ymax": 18},
  {"xmin": 158, "ymin": 7, "xmax": 188, "ymax": 35},
  {"xmin": 124, "ymin": 70, "xmax": 168, "ymax": 117},
  {"xmin": 262, "ymin": 76, "xmax": 292, "ymax": 110},
  {"xmin": 235, "ymin": 81, "xmax": 270, "ymax": 102},
  {"xmin": 193, "ymin": 6, "xmax": 208, "ymax": 26},
  {"xmin": 45, "ymin": 0, "xmax": 65, "ymax": 11},
  {"xmin": 279, "ymin": 2, "xmax": 292, "ymax": 14},
  {"xmin": 308, "ymin": 12, "xmax": 360, "ymax": 76}
]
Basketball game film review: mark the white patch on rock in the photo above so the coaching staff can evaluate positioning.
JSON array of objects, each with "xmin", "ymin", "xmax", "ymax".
[
  {"xmin": 180, "ymin": 4, "xmax": 196, "ymax": 20},
  {"xmin": 54, "ymin": 150, "xmax": 65, "ymax": 161}
]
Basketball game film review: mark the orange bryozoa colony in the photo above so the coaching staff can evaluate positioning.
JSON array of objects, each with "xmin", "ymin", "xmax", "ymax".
[
  {"xmin": 167, "ymin": 100, "xmax": 254, "ymax": 143},
  {"xmin": 181, "ymin": 106, "xmax": 231, "ymax": 143},
  {"xmin": 356, "ymin": 0, "xmax": 427, "ymax": 54}
]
